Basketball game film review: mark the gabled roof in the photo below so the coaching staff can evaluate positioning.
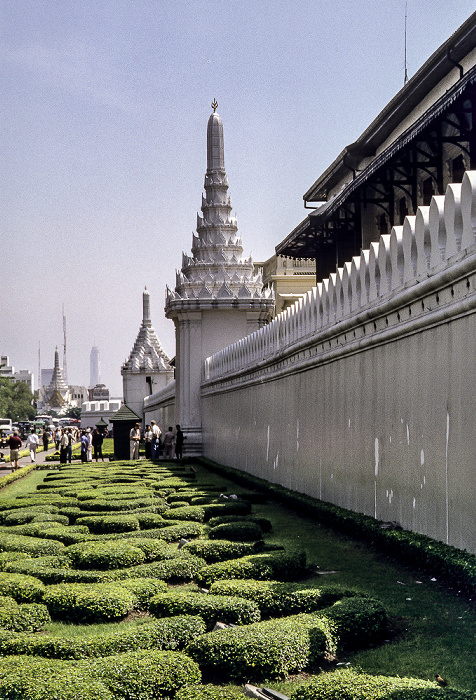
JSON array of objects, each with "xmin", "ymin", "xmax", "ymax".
[{"xmin": 110, "ymin": 404, "xmax": 141, "ymax": 422}]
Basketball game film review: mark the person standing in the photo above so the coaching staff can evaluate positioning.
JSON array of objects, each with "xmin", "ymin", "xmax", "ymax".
[
  {"xmin": 25, "ymin": 429, "xmax": 39, "ymax": 463},
  {"xmin": 144, "ymin": 424, "xmax": 152, "ymax": 460},
  {"xmin": 8, "ymin": 431, "xmax": 22, "ymax": 470},
  {"xmin": 60, "ymin": 430, "xmax": 68, "ymax": 464},
  {"xmin": 80, "ymin": 430, "xmax": 89, "ymax": 463},
  {"xmin": 92, "ymin": 429, "xmax": 104, "ymax": 462},
  {"xmin": 162, "ymin": 426, "xmax": 175, "ymax": 460},
  {"xmin": 66, "ymin": 429, "xmax": 73, "ymax": 464},
  {"xmin": 86, "ymin": 428, "xmax": 93, "ymax": 462},
  {"xmin": 129, "ymin": 423, "xmax": 141, "ymax": 460},
  {"xmin": 150, "ymin": 420, "xmax": 161, "ymax": 461},
  {"xmin": 174, "ymin": 425, "xmax": 184, "ymax": 459},
  {"xmin": 42, "ymin": 428, "xmax": 50, "ymax": 452}
]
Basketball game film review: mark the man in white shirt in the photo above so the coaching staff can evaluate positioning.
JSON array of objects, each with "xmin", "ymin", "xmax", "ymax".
[{"xmin": 25, "ymin": 430, "xmax": 39, "ymax": 463}]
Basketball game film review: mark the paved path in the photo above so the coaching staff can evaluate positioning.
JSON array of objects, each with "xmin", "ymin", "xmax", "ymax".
[{"xmin": 0, "ymin": 444, "xmax": 60, "ymax": 476}]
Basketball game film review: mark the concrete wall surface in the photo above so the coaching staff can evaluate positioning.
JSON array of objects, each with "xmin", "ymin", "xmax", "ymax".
[{"xmin": 201, "ymin": 172, "xmax": 476, "ymax": 554}]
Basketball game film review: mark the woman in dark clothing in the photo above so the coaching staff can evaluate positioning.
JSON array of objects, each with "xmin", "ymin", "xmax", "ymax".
[{"xmin": 92, "ymin": 429, "xmax": 104, "ymax": 462}]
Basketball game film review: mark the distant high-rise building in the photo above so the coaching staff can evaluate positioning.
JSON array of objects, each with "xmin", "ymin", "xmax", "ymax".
[{"xmin": 90, "ymin": 346, "xmax": 100, "ymax": 388}]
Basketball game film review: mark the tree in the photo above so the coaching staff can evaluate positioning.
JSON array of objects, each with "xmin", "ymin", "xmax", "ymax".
[
  {"xmin": 0, "ymin": 377, "xmax": 36, "ymax": 421},
  {"xmin": 65, "ymin": 406, "xmax": 82, "ymax": 420}
]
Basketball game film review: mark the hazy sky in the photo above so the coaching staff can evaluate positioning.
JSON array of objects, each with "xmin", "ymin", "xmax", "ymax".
[{"xmin": 1, "ymin": 0, "xmax": 474, "ymax": 396}]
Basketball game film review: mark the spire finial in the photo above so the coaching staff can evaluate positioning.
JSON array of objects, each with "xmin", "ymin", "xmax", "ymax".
[{"xmin": 211, "ymin": 98, "xmax": 218, "ymax": 113}]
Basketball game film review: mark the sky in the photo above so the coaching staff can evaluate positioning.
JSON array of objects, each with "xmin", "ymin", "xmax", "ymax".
[{"xmin": 1, "ymin": 0, "xmax": 475, "ymax": 397}]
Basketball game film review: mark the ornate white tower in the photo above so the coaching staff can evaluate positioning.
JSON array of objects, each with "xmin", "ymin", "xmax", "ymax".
[
  {"xmin": 122, "ymin": 288, "xmax": 174, "ymax": 417},
  {"xmin": 44, "ymin": 347, "xmax": 69, "ymax": 409},
  {"xmin": 165, "ymin": 101, "xmax": 274, "ymax": 454}
]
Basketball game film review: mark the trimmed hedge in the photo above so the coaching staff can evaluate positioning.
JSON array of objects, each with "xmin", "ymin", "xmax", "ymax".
[
  {"xmin": 290, "ymin": 669, "xmax": 447, "ymax": 700},
  {"xmin": 0, "ymin": 614, "xmax": 206, "ymax": 659},
  {"xmin": 182, "ymin": 539, "xmax": 261, "ymax": 563},
  {"xmin": 186, "ymin": 594, "xmax": 387, "ymax": 681},
  {"xmin": 209, "ymin": 579, "xmax": 368, "ymax": 618},
  {"xmin": 111, "ymin": 521, "xmax": 203, "ymax": 542},
  {"xmin": 0, "ymin": 571, "xmax": 45, "ymax": 603},
  {"xmin": 207, "ymin": 515, "xmax": 273, "ymax": 533},
  {"xmin": 196, "ymin": 550, "xmax": 307, "ymax": 588},
  {"xmin": 126, "ymin": 553, "xmax": 206, "ymax": 582},
  {"xmin": 86, "ymin": 648, "xmax": 201, "ymax": 699},
  {"xmin": 66, "ymin": 541, "xmax": 146, "ymax": 570},
  {"xmin": 118, "ymin": 577, "xmax": 167, "ymax": 608},
  {"xmin": 0, "ymin": 533, "xmax": 65, "ymax": 556},
  {"xmin": 75, "ymin": 514, "xmax": 141, "ymax": 533},
  {"xmin": 36, "ymin": 525, "xmax": 92, "ymax": 545},
  {"xmin": 200, "ymin": 457, "xmax": 476, "ymax": 598},
  {"xmin": 43, "ymin": 582, "xmax": 136, "ymax": 622},
  {"xmin": 164, "ymin": 505, "xmax": 206, "ymax": 522},
  {"xmin": 0, "ymin": 596, "xmax": 50, "ymax": 632},
  {"xmin": 149, "ymin": 590, "xmax": 261, "ymax": 629},
  {"xmin": 0, "ymin": 655, "xmax": 112, "ymax": 700},
  {"xmin": 208, "ymin": 521, "xmax": 262, "ymax": 542},
  {"xmin": 186, "ymin": 612, "xmax": 328, "ymax": 681}
]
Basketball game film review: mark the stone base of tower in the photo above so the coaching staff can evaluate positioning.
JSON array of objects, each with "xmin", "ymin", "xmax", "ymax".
[{"xmin": 182, "ymin": 428, "xmax": 203, "ymax": 457}]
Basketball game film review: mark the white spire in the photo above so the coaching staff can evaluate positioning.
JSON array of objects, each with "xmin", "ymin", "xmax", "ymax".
[
  {"xmin": 122, "ymin": 289, "xmax": 172, "ymax": 374},
  {"xmin": 166, "ymin": 102, "xmax": 274, "ymax": 308}
]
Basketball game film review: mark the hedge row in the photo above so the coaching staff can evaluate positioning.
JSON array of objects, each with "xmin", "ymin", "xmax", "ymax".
[
  {"xmin": 185, "ymin": 596, "xmax": 387, "ymax": 681},
  {"xmin": 182, "ymin": 539, "xmax": 261, "ymax": 563},
  {"xmin": 289, "ymin": 669, "xmax": 470, "ymax": 700},
  {"xmin": 209, "ymin": 579, "xmax": 368, "ymax": 618},
  {"xmin": 43, "ymin": 582, "xmax": 136, "ymax": 622},
  {"xmin": 208, "ymin": 521, "xmax": 262, "ymax": 542},
  {"xmin": 149, "ymin": 590, "xmax": 261, "ymax": 629},
  {"xmin": 0, "ymin": 596, "xmax": 50, "ymax": 632},
  {"xmin": 66, "ymin": 541, "xmax": 146, "ymax": 570},
  {"xmin": 200, "ymin": 457, "xmax": 476, "ymax": 597},
  {"xmin": 0, "ymin": 533, "xmax": 65, "ymax": 556},
  {"xmin": 195, "ymin": 550, "xmax": 307, "ymax": 588},
  {"xmin": 176, "ymin": 685, "xmax": 244, "ymax": 700},
  {"xmin": 0, "ymin": 649, "xmax": 200, "ymax": 700},
  {"xmin": 0, "ymin": 614, "xmax": 205, "ymax": 659}
]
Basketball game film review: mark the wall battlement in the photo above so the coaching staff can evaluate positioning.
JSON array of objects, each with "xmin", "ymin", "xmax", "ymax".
[{"xmin": 205, "ymin": 171, "xmax": 476, "ymax": 383}]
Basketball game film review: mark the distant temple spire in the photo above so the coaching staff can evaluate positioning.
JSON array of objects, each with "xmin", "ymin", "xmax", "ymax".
[{"xmin": 122, "ymin": 289, "xmax": 171, "ymax": 373}]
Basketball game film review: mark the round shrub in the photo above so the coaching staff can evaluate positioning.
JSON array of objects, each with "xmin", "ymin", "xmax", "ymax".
[
  {"xmin": 182, "ymin": 539, "xmax": 260, "ymax": 563},
  {"xmin": 87, "ymin": 648, "xmax": 201, "ymax": 699},
  {"xmin": 119, "ymin": 578, "xmax": 167, "ymax": 608},
  {"xmin": 0, "ymin": 596, "xmax": 51, "ymax": 632},
  {"xmin": 66, "ymin": 541, "xmax": 146, "ymax": 570},
  {"xmin": 208, "ymin": 521, "xmax": 262, "ymax": 542},
  {"xmin": 0, "ymin": 571, "xmax": 45, "ymax": 603},
  {"xmin": 176, "ymin": 685, "xmax": 244, "ymax": 700},
  {"xmin": 43, "ymin": 582, "xmax": 136, "ymax": 622},
  {"xmin": 0, "ymin": 614, "xmax": 206, "ymax": 659},
  {"xmin": 149, "ymin": 590, "xmax": 261, "ymax": 629},
  {"xmin": 290, "ymin": 669, "xmax": 442, "ymax": 700}
]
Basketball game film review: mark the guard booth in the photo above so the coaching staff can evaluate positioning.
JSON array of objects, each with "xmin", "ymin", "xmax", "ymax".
[
  {"xmin": 110, "ymin": 404, "xmax": 141, "ymax": 460},
  {"xmin": 95, "ymin": 417, "xmax": 109, "ymax": 436}
]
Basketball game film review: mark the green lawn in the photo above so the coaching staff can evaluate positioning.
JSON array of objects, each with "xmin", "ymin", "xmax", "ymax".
[{"xmin": 2, "ymin": 462, "xmax": 475, "ymax": 695}]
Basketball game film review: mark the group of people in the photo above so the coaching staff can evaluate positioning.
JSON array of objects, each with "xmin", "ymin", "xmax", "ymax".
[
  {"xmin": 80, "ymin": 428, "xmax": 104, "ymax": 463},
  {"xmin": 129, "ymin": 421, "xmax": 184, "ymax": 461}
]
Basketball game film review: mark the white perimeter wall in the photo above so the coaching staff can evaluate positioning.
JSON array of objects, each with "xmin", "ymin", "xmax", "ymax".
[{"xmin": 201, "ymin": 172, "xmax": 476, "ymax": 554}]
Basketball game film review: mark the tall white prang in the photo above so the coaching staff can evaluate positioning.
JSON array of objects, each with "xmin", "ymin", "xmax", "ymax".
[{"xmin": 165, "ymin": 102, "xmax": 274, "ymax": 455}]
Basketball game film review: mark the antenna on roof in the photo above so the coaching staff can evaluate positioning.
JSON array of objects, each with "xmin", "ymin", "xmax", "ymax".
[{"xmin": 404, "ymin": 1, "xmax": 409, "ymax": 85}]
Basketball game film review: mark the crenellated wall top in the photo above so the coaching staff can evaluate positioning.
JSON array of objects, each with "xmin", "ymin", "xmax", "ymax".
[{"xmin": 204, "ymin": 171, "xmax": 476, "ymax": 382}]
